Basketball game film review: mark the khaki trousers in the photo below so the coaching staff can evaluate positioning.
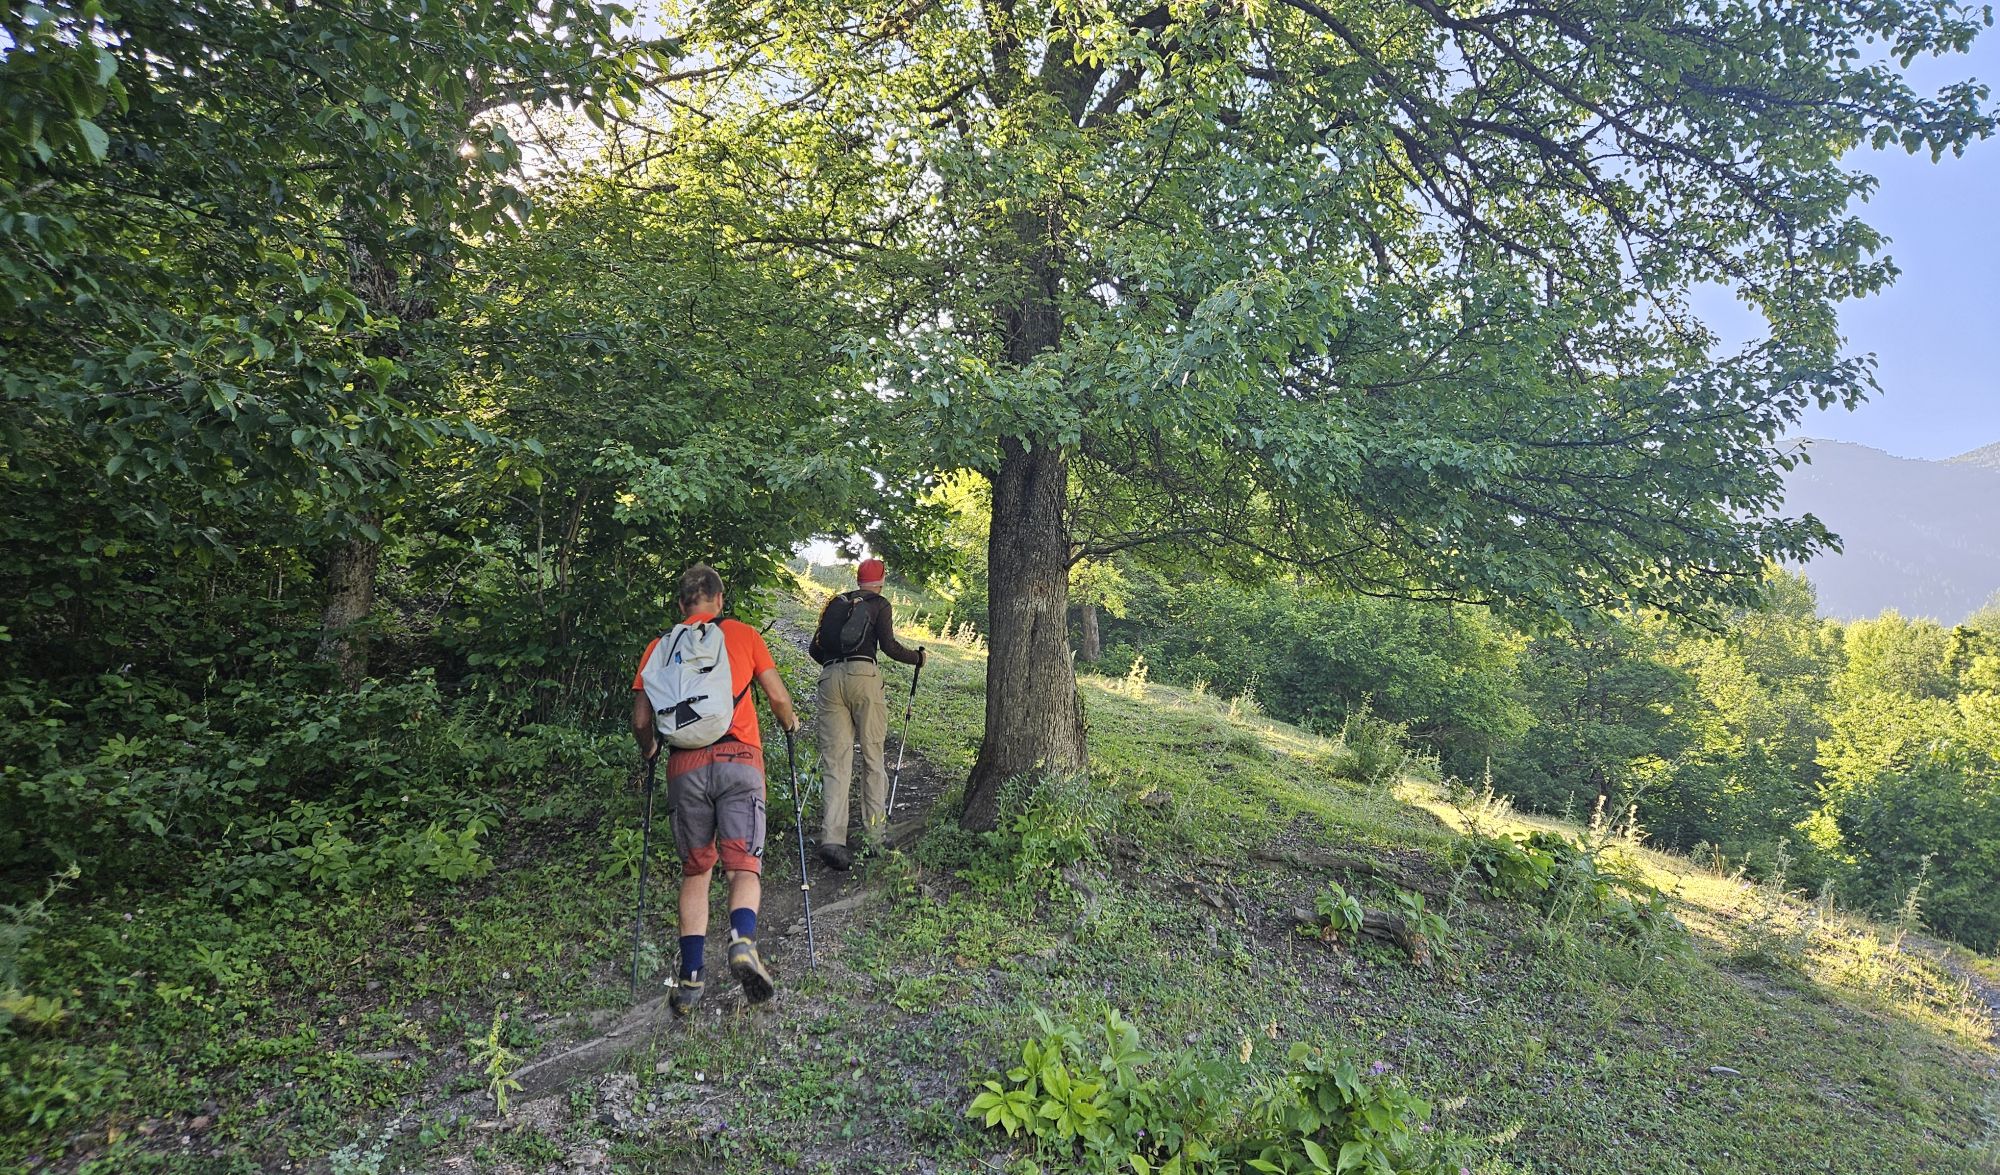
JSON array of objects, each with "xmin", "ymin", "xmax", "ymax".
[{"xmin": 815, "ymin": 659, "xmax": 889, "ymax": 847}]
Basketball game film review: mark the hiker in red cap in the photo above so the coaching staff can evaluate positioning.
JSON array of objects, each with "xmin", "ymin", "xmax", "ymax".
[{"xmin": 807, "ymin": 558, "xmax": 926, "ymax": 869}]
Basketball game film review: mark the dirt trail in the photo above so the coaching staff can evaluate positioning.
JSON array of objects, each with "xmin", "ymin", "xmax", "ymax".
[
  {"xmin": 506, "ymin": 676, "xmax": 951, "ymax": 1101},
  {"xmin": 413, "ymin": 619, "xmax": 957, "ymax": 1170}
]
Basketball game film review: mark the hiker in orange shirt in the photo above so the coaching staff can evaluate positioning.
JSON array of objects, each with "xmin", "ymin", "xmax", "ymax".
[{"xmin": 632, "ymin": 564, "xmax": 799, "ymax": 1015}]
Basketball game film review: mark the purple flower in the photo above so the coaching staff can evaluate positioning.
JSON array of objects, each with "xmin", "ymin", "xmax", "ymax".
[{"xmin": 1369, "ymin": 1060, "xmax": 1392, "ymax": 1076}]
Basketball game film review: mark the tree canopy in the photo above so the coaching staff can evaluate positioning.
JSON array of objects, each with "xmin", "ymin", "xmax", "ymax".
[{"xmin": 643, "ymin": 0, "xmax": 1993, "ymax": 825}]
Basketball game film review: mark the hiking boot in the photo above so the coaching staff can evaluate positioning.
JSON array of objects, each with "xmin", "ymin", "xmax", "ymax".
[
  {"xmin": 728, "ymin": 935, "xmax": 775, "ymax": 1005},
  {"xmin": 818, "ymin": 842, "xmax": 853, "ymax": 871},
  {"xmin": 668, "ymin": 970, "xmax": 704, "ymax": 1018}
]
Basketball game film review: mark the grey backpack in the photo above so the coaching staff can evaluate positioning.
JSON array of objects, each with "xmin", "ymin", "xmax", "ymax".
[{"xmin": 637, "ymin": 621, "xmax": 746, "ymax": 748}]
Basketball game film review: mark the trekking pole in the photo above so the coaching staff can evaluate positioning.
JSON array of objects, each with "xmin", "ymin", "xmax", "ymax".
[
  {"xmin": 887, "ymin": 652, "xmax": 925, "ymax": 816},
  {"xmin": 630, "ymin": 750, "xmax": 659, "ymax": 1001},
  {"xmin": 785, "ymin": 728, "xmax": 817, "ymax": 967}
]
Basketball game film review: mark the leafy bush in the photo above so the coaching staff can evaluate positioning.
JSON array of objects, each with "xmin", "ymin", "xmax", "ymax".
[
  {"xmin": 0, "ymin": 866, "xmax": 76, "ymax": 1037},
  {"xmin": 975, "ymin": 772, "xmax": 1121, "ymax": 895},
  {"xmin": 1313, "ymin": 883, "xmax": 1365, "ymax": 939},
  {"xmin": 1102, "ymin": 582, "xmax": 1530, "ymax": 780},
  {"xmin": 1333, "ymin": 701, "xmax": 1411, "ymax": 789},
  {"xmin": 1, "ymin": 670, "xmax": 620, "ymax": 906},
  {"xmin": 1461, "ymin": 831, "xmax": 1679, "ymax": 944},
  {"xmin": 969, "ymin": 1009, "xmax": 1470, "ymax": 1174},
  {"xmin": 1391, "ymin": 890, "xmax": 1449, "ymax": 946}
]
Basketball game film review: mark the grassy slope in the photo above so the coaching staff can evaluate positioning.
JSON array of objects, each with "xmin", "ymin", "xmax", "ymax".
[
  {"xmin": 7, "ymin": 583, "xmax": 1998, "ymax": 1173},
  {"xmin": 466, "ymin": 593, "xmax": 1997, "ymax": 1173}
]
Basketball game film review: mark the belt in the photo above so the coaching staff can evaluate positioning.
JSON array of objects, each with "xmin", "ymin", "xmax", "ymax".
[{"xmin": 824, "ymin": 655, "xmax": 876, "ymax": 666}]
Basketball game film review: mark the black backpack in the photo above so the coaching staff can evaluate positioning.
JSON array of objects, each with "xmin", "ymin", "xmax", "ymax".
[{"xmin": 809, "ymin": 590, "xmax": 877, "ymax": 665}]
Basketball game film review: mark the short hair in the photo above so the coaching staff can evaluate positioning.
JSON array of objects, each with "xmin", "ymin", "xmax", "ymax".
[{"xmin": 678, "ymin": 563, "xmax": 724, "ymax": 610}]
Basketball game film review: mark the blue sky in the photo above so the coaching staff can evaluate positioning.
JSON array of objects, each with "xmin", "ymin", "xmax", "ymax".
[{"xmin": 1694, "ymin": 35, "xmax": 2000, "ymax": 461}]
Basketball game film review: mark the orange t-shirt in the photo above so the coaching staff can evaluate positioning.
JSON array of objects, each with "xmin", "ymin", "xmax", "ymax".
[{"xmin": 632, "ymin": 615, "xmax": 777, "ymax": 749}]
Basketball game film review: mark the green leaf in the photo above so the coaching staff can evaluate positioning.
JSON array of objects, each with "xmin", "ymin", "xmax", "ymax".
[
  {"xmin": 1302, "ymin": 1139, "xmax": 1331, "ymax": 1172},
  {"xmin": 74, "ymin": 118, "xmax": 109, "ymax": 162}
]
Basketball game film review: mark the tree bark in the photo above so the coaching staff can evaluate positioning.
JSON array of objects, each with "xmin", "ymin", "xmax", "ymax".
[
  {"xmin": 317, "ymin": 528, "xmax": 380, "ymax": 688},
  {"xmin": 961, "ymin": 437, "xmax": 1087, "ymax": 831},
  {"xmin": 1078, "ymin": 602, "xmax": 1101, "ymax": 662},
  {"xmin": 960, "ymin": 50, "xmax": 1102, "ymax": 831},
  {"xmin": 315, "ymin": 227, "xmax": 423, "ymax": 691}
]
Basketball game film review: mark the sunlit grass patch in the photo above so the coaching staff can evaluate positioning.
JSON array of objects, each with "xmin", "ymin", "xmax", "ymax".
[{"xmin": 1408, "ymin": 781, "xmax": 1998, "ymax": 1051}]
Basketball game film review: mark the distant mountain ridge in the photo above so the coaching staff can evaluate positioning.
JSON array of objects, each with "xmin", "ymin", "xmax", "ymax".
[
  {"xmin": 1947, "ymin": 440, "xmax": 2000, "ymax": 473},
  {"xmin": 1781, "ymin": 439, "xmax": 2000, "ymax": 623}
]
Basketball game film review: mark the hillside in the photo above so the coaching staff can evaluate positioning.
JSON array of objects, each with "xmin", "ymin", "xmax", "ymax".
[
  {"xmin": 1951, "ymin": 442, "xmax": 2000, "ymax": 474},
  {"xmin": 1782, "ymin": 439, "xmax": 2000, "ymax": 622},
  {"xmin": 8, "ymin": 583, "xmax": 1994, "ymax": 1173}
]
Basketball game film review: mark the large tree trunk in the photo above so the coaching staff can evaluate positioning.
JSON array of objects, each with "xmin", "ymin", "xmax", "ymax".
[
  {"xmin": 1078, "ymin": 602, "xmax": 1101, "ymax": 662},
  {"xmin": 315, "ymin": 232, "xmax": 422, "ymax": 691},
  {"xmin": 961, "ymin": 437, "xmax": 1088, "ymax": 830},
  {"xmin": 317, "ymin": 529, "xmax": 380, "ymax": 688},
  {"xmin": 960, "ymin": 45, "xmax": 1104, "ymax": 830}
]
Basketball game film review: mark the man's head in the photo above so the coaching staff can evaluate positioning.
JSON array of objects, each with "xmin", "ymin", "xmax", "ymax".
[
  {"xmin": 857, "ymin": 558, "xmax": 886, "ymax": 594},
  {"xmin": 679, "ymin": 563, "xmax": 724, "ymax": 617}
]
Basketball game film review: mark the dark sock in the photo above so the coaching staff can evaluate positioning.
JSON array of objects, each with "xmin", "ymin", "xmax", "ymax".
[
  {"xmin": 730, "ymin": 907, "xmax": 756, "ymax": 941},
  {"xmin": 679, "ymin": 934, "xmax": 704, "ymax": 979}
]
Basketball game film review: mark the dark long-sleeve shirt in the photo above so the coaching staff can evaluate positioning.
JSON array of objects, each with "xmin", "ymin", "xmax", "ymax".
[{"xmin": 812, "ymin": 590, "xmax": 921, "ymax": 666}]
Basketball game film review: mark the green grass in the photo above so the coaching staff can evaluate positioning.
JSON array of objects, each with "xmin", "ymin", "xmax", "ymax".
[{"xmin": 6, "ymin": 578, "xmax": 1995, "ymax": 1172}]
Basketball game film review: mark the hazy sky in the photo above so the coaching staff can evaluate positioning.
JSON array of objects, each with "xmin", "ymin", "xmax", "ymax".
[{"xmin": 1694, "ymin": 35, "xmax": 2000, "ymax": 461}]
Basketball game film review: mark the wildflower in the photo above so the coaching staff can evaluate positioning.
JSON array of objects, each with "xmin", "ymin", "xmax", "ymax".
[{"xmin": 1369, "ymin": 1059, "xmax": 1392, "ymax": 1075}]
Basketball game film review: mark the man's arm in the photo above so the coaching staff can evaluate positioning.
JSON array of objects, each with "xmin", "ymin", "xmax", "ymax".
[
  {"xmin": 631, "ymin": 690, "xmax": 658, "ymax": 761},
  {"xmin": 755, "ymin": 667, "xmax": 800, "ymax": 732},
  {"xmin": 873, "ymin": 596, "xmax": 927, "ymax": 667}
]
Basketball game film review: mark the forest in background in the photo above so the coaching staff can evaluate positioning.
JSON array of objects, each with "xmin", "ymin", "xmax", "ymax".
[{"xmin": 908, "ymin": 486, "xmax": 2000, "ymax": 956}]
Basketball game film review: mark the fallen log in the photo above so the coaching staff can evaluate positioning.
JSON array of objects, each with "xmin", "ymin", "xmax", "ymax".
[
  {"xmin": 1293, "ymin": 907, "xmax": 1432, "ymax": 967},
  {"xmin": 1253, "ymin": 846, "xmax": 1450, "ymax": 899}
]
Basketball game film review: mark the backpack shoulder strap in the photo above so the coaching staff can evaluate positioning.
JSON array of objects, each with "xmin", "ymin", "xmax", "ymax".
[
  {"xmin": 717, "ymin": 619, "xmax": 754, "ymax": 707},
  {"xmin": 655, "ymin": 628, "xmax": 681, "ymax": 665}
]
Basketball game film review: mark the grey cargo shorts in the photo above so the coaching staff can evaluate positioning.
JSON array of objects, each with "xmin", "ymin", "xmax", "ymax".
[{"xmin": 664, "ymin": 737, "xmax": 767, "ymax": 874}]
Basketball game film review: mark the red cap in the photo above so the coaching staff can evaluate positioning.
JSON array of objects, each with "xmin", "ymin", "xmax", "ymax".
[{"xmin": 857, "ymin": 558, "xmax": 886, "ymax": 587}]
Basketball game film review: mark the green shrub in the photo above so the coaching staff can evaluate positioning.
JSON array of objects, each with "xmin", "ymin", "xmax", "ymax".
[
  {"xmin": 959, "ymin": 772, "xmax": 1122, "ymax": 900},
  {"xmin": 0, "ymin": 866, "xmax": 76, "ymax": 1037},
  {"xmin": 969, "ymin": 1008, "xmax": 1471, "ymax": 1174},
  {"xmin": 1, "ymin": 672, "xmax": 618, "ymax": 906},
  {"xmin": 1312, "ymin": 882, "xmax": 1365, "ymax": 939},
  {"xmin": 1461, "ymin": 831, "xmax": 1679, "ymax": 944},
  {"xmin": 1335, "ymin": 701, "xmax": 1410, "ymax": 789}
]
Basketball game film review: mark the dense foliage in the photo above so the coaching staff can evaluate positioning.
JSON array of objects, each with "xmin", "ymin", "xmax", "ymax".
[
  {"xmin": 0, "ymin": 3, "xmax": 880, "ymax": 895},
  {"xmin": 2, "ymin": 0, "xmax": 1996, "ymax": 1162},
  {"xmin": 1082, "ymin": 568, "xmax": 2000, "ymax": 952},
  {"xmin": 639, "ymin": 0, "xmax": 1998, "ymax": 829}
]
